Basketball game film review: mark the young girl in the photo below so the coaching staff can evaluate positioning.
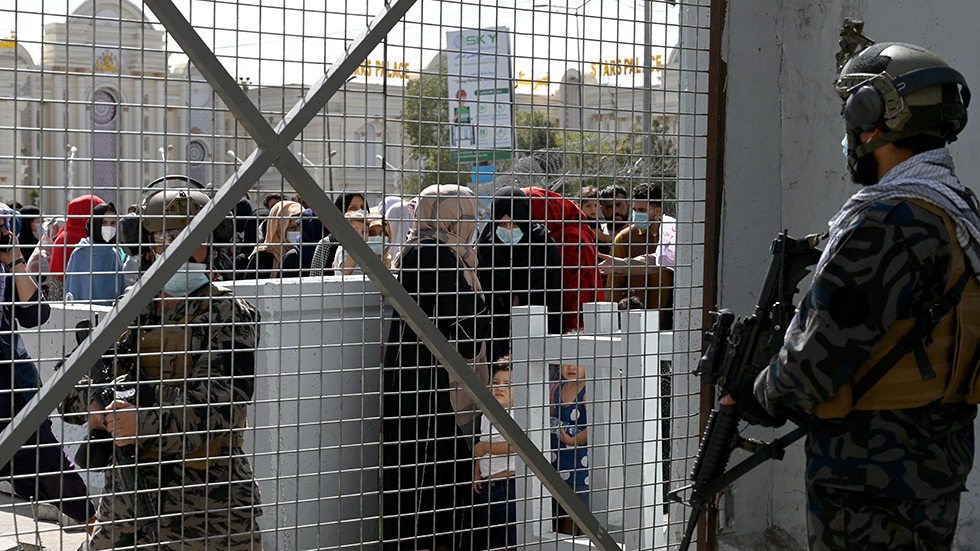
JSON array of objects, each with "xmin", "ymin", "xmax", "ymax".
[
  {"xmin": 551, "ymin": 364, "xmax": 589, "ymax": 535},
  {"xmin": 474, "ymin": 363, "xmax": 518, "ymax": 550}
]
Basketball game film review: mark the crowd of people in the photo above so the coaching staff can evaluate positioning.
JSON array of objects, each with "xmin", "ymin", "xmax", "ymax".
[
  {"xmin": 1, "ymin": 180, "xmax": 676, "ymax": 325},
  {"xmin": 0, "ymin": 177, "xmax": 675, "ymax": 550},
  {"xmin": 379, "ymin": 182, "xmax": 675, "ymax": 550}
]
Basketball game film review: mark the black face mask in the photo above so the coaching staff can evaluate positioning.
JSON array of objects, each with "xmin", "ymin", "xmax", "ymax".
[{"xmin": 849, "ymin": 151, "xmax": 880, "ymax": 187}]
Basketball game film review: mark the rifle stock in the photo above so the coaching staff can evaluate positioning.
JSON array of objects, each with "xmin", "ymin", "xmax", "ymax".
[{"xmin": 669, "ymin": 232, "xmax": 822, "ymax": 551}]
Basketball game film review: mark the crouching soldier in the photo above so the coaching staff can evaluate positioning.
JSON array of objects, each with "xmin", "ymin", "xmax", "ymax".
[{"xmin": 60, "ymin": 184, "xmax": 263, "ymax": 550}]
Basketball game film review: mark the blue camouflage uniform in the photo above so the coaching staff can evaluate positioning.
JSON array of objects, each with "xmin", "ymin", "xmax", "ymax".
[{"xmin": 754, "ymin": 149, "xmax": 978, "ymax": 550}]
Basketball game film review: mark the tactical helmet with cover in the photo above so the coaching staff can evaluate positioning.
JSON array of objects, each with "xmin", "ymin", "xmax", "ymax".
[
  {"xmin": 140, "ymin": 188, "xmax": 211, "ymax": 237},
  {"xmin": 118, "ymin": 175, "xmax": 235, "ymax": 255},
  {"xmin": 835, "ymin": 19, "xmax": 971, "ymax": 175}
]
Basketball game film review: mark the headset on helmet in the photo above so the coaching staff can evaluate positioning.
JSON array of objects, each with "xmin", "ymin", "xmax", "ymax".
[
  {"xmin": 118, "ymin": 175, "xmax": 234, "ymax": 256},
  {"xmin": 835, "ymin": 21, "xmax": 970, "ymax": 169}
]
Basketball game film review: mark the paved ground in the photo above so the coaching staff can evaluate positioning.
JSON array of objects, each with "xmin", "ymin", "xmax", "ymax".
[{"xmin": 0, "ymin": 489, "xmax": 86, "ymax": 551}]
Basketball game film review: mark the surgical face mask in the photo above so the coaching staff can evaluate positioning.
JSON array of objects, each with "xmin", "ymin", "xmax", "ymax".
[
  {"xmin": 632, "ymin": 210, "xmax": 652, "ymax": 230},
  {"xmin": 495, "ymin": 225, "xmax": 524, "ymax": 244},
  {"xmin": 841, "ymin": 133, "xmax": 849, "ymax": 158},
  {"xmin": 32, "ymin": 223, "xmax": 41, "ymax": 240},
  {"xmin": 162, "ymin": 262, "xmax": 210, "ymax": 296},
  {"xmin": 286, "ymin": 230, "xmax": 301, "ymax": 244},
  {"xmin": 101, "ymin": 225, "xmax": 117, "ymax": 243},
  {"xmin": 367, "ymin": 235, "xmax": 387, "ymax": 256}
]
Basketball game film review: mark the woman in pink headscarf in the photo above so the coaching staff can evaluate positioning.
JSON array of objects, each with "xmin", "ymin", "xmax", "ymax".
[{"xmin": 381, "ymin": 184, "xmax": 490, "ymax": 551}]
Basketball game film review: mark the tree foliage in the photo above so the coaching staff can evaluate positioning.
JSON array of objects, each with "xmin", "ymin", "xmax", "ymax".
[
  {"xmin": 400, "ymin": 65, "xmax": 677, "ymax": 200},
  {"xmin": 400, "ymin": 62, "xmax": 469, "ymax": 194}
]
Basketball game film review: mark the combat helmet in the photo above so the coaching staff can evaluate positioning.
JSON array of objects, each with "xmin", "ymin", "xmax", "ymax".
[
  {"xmin": 118, "ymin": 175, "xmax": 233, "ymax": 256},
  {"xmin": 835, "ymin": 19, "xmax": 971, "ymax": 171}
]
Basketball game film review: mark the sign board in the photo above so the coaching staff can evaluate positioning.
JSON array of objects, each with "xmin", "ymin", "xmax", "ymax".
[{"xmin": 445, "ymin": 28, "xmax": 514, "ymax": 163}]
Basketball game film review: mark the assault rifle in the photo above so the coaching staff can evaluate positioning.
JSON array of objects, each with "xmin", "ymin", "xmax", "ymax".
[
  {"xmin": 67, "ymin": 320, "xmax": 159, "ymax": 543},
  {"xmin": 668, "ymin": 231, "xmax": 823, "ymax": 551}
]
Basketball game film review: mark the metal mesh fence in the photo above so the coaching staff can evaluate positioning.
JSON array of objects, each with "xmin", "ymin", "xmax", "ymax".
[{"xmin": 0, "ymin": 0, "xmax": 713, "ymax": 549}]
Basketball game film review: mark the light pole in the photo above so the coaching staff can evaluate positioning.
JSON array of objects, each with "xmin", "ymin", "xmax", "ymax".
[
  {"xmin": 66, "ymin": 145, "xmax": 77, "ymax": 189},
  {"xmin": 226, "ymin": 149, "xmax": 245, "ymax": 166},
  {"xmin": 376, "ymin": 154, "xmax": 403, "ymax": 193},
  {"xmin": 158, "ymin": 144, "xmax": 173, "ymax": 174},
  {"xmin": 300, "ymin": 150, "xmax": 338, "ymax": 192}
]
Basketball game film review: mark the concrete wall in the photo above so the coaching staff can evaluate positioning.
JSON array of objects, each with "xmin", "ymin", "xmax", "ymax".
[
  {"xmin": 720, "ymin": 2, "xmax": 980, "ymax": 549},
  {"xmin": 28, "ymin": 278, "xmax": 385, "ymax": 551}
]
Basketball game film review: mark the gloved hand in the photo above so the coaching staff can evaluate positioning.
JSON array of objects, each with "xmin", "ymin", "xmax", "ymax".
[{"xmin": 728, "ymin": 373, "xmax": 786, "ymax": 428}]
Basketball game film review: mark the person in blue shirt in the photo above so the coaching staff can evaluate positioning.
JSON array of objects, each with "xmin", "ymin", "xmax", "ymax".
[{"xmin": 64, "ymin": 202, "xmax": 124, "ymax": 305}]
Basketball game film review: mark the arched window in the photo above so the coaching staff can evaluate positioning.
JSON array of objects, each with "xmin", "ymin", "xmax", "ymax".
[{"xmin": 92, "ymin": 88, "xmax": 118, "ymax": 204}]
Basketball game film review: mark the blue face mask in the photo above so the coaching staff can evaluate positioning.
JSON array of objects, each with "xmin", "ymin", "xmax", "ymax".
[
  {"xmin": 162, "ymin": 262, "xmax": 210, "ymax": 296},
  {"xmin": 632, "ymin": 210, "xmax": 652, "ymax": 230},
  {"xmin": 495, "ymin": 225, "xmax": 524, "ymax": 244},
  {"xmin": 367, "ymin": 235, "xmax": 387, "ymax": 256}
]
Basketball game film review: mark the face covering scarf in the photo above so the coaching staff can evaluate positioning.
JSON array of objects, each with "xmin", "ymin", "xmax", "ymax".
[{"xmin": 162, "ymin": 262, "xmax": 210, "ymax": 296}]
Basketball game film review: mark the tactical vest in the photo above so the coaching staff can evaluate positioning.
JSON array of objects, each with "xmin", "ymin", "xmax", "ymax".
[
  {"xmin": 812, "ymin": 200, "xmax": 980, "ymax": 419},
  {"xmin": 135, "ymin": 285, "xmax": 246, "ymax": 469}
]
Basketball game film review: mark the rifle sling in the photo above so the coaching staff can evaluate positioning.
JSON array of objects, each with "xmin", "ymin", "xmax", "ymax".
[{"xmin": 849, "ymin": 271, "xmax": 971, "ymax": 405}]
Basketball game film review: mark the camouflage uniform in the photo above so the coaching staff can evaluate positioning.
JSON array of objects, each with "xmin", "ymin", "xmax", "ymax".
[
  {"xmin": 754, "ymin": 151, "xmax": 977, "ymax": 550},
  {"xmin": 62, "ymin": 283, "xmax": 263, "ymax": 550}
]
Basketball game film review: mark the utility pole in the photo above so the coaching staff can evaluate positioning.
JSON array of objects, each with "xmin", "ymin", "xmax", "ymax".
[{"xmin": 642, "ymin": 0, "xmax": 653, "ymax": 167}]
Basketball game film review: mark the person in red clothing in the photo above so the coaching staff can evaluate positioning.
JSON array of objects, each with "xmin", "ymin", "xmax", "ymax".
[
  {"xmin": 49, "ymin": 195, "xmax": 105, "ymax": 282},
  {"xmin": 522, "ymin": 187, "xmax": 605, "ymax": 332}
]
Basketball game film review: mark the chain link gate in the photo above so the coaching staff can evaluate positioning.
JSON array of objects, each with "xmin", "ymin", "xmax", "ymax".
[{"xmin": 0, "ymin": 0, "xmax": 717, "ymax": 549}]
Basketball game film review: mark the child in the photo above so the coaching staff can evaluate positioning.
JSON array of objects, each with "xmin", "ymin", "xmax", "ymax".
[
  {"xmin": 579, "ymin": 186, "xmax": 612, "ymax": 249},
  {"xmin": 551, "ymin": 364, "xmax": 589, "ymax": 536},
  {"xmin": 473, "ymin": 362, "xmax": 518, "ymax": 550}
]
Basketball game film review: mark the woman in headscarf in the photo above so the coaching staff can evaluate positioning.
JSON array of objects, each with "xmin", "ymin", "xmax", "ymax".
[
  {"xmin": 381, "ymin": 184, "xmax": 490, "ymax": 551},
  {"xmin": 384, "ymin": 197, "xmax": 417, "ymax": 266},
  {"xmin": 64, "ymin": 202, "xmax": 124, "ymax": 304},
  {"xmin": 477, "ymin": 187, "xmax": 562, "ymax": 360},
  {"xmin": 0, "ymin": 203, "xmax": 94, "ymax": 526},
  {"xmin": 330, "ymin": 209, "xmax": 370, "ymax": 276},
  {"xmin": 335, "ymin": 191, "xmax": 366, "ymax": 215},
  {"xmin": 16, "ymin": 206, "xmax": 40, "ymax": 262},
  {"xmin": 245, "ymin": 200, "xmax": 304, "ymax": 279},
  {"xmin": 523, "ymin": 187, "xmax": 605, "ymax": 332},
  {"xmin": 49, "ymin": 194, "xmax": 105, "ymax": 281}
]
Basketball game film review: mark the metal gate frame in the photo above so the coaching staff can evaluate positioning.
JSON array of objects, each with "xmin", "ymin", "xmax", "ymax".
[
  {"xmin": 0, "ymin": 2, "xmax": 634, "ymax": 549},
  {"xmin": 701, "ymin": 1, "xmax": 728, "ymax": 549}
]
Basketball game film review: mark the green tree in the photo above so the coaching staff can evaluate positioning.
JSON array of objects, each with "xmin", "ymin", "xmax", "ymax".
[
  {"xmin": 514, "ymin": 109, "xmax": 558, "ymax": 153},
  {"xmin": 401, "ymin": 60, "xmax": 470, "ymax": 194}
]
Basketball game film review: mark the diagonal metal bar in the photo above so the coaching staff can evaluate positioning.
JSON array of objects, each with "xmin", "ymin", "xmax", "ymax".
[{"xmin": 0, "ymin": 1, "xmax": 623, "ymax": 549}]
